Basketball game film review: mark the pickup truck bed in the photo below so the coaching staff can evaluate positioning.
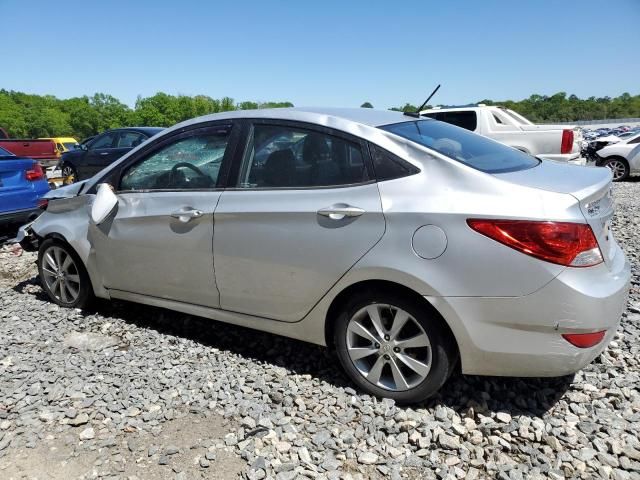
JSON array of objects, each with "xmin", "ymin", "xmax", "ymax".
[
  {"xmin": 0, "ymin": 139, "xmax": 59, "ymax": 167},
  {"xmin": 421, "ymin": 106, "xmax": 581, "ymax": 162}
]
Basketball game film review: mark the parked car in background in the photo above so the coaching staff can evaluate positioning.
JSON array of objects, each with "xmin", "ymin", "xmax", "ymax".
[
  {"xmin": 39, "ymin": 137, "xmax": 79, "ymax": 154},
  {"xmin": 421, "ymin": 105, "xmax": 582, "ymax": 162},
  {"xmin": 0, "ymin": 146, "xmax": 49, "ymax": 230},
  {"xmin": 0, "ymin": 138, "xmax": 59, "ymax": 166},
  {"xmin": 595, "ymin": 132, "xmax": 640, "ymax": 180},
  {"xmin": 18, "ymin": 108, "xmax": 629, "ymax": 403},
  {"xmin": 79, "ymin": 135, "xmax": 96, "ymax": 147},
  {"xmin": 59, "ymin": 127, "xmax": 163, "ymax": 182}
]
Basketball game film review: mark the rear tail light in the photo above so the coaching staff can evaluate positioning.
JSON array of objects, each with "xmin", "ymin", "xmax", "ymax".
[
  {"xmin": 25, "ymin": 163, "xmax": 45, "ymax": 181},
  {"xmin": 561, "ymin": 129, "xmax": 574, "ymax": 154},
  {"xmin": 562, "ymin": 331, "xmax": 606, "ymax": 348},
  {"xmin": 467, "ymin": 219, "xmax": 603, "ymax": 267}
]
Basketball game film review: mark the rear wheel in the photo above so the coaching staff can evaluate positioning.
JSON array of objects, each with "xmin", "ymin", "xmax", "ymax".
[
  {"xmin": 38, "ymin": 239, "xmax": 93, "ymax": 308},
  {"xmin": 604, "ymin": 157, "xmax": 629, "ymax": 181},
  {"xmin": 334, "ymin": 291, "xmax": 455, "ymax": 404}
]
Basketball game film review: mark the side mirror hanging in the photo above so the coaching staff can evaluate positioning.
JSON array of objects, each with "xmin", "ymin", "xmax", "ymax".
[{"xmin": 91, "ymin": 183, "xmax": 118, "ymax": 225}]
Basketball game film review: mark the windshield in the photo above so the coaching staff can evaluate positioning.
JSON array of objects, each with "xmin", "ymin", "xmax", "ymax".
[
  {"xmin": 382, "ymin": 120, "xmax": 540, "ymax": 174},
  {"xmin": 0, "ymin": 146, "xmax": 14, "ymax": 156},
  {"xmin": 63, "ymin": 142, "xmax": 79, "ymax": 150},
  {"xmin": 502, "ymin": 109, "xmax": 533, "ymax": 125}
]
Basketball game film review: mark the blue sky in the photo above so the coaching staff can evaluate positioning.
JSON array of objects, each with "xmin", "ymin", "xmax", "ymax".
[{"xmin": 3, "ymin": 0, "xmax": 639, "ymax": 108}]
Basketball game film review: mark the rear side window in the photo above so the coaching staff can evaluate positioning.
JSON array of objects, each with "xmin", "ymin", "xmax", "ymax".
[
  {"xmin": 237, "ymin": 124, "xmax": 370, "ymax": 188},
  {"xmin": 369, "ymin": 144, "xmax": 420, "ymax": 181},
  {"xmin": 118, "ymin": 132, "xmax": 146, "ymax": 148},
  {"xmin": 382, "ymin": 120, "xmax": 539, "ymax": 174},
  {"xmin": 422, "ymin": 111, "xmax": 477, "ymax": 131},
  {"xmin": 628, "ymin": 135, "xmax": 640, "ymax": 144}
]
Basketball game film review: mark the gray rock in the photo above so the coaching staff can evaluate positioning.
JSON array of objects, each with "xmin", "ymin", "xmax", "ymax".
[
  {"xmin": 358, "ymin": 451, "xmax": 378, "ymax": 465},
  {"xmin": 68, "ymin": 413, "xmax": 89, "ymax": 426},
  {"xmin": 64, "ymin": 331, "xmax": 119, "ymax": 351},
  {"xmin": 79, "ymin": 427, "xmax": 95, "ymax": 440}
]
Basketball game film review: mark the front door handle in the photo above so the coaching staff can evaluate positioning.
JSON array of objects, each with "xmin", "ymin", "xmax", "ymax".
[
  {"xmin": 317, "ymin": 204, "xmax": 365, "ymax": 220},
  {"xmin": 100, "ymin": 152, "xmax": 110, "ymax": 156},
  {"xmin": 171, "ymin": 207, "xmax": 204, "ymax": 223}
]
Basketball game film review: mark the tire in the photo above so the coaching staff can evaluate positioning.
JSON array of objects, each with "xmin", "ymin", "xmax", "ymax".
[
  {"xmin": 38, "ymin": 238, "xmax": 94, "ymax": 308},
  {"xmin": 604, "ymin": 157, "xmax": 630, "ymax": 182},
  {"xmin": 61, "ymin": 164, "xmax": 77, "ymax": 184},
  {"xmin": 334, "ymin": 291, "xmax": 456, "ymax": 404}
]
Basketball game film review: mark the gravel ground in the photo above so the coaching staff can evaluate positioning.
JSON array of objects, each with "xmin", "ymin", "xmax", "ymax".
[{"xmin": 0, "ymin": 180, "xmax": 639, "ymax": 480}]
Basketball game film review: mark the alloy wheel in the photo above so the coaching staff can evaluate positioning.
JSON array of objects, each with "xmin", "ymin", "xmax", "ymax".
[
  {"xmin": 62, "ymin": 165, "xmax": 75, "ymax": 184},
  {"xmin": 346, "ymin": 304, "xmax": 432, "ymax": 391},
  {"xmin": 606, "ymin": 160, "xmax": 627, "ymax": 181},
  {"xmin": 41, "ymin": 246, "xmax": 81, "ymax": 304}
]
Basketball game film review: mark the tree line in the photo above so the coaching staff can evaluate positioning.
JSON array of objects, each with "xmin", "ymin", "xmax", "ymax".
[
  {"xmin": 0, "ymin": 90, "xmax": 293, "ymax": 140},
  {"xmin": 381, "ymin": 92, "xmax": 640, "ymax": 123},
  {"xmin": 2, "ymin": 89, "xmax": 639, "ymax": 140}
]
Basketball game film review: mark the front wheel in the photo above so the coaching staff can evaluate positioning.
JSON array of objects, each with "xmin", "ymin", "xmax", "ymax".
[
  {"xmin": 334, "ymin": 292, "xmax": 456, "ymax": 404},
  {"xmin": 61, "ymin": 164, "xmax": 77, "ymax": 184},
  {"xmin": 38, "ymin": 239, "xmax": 94, "ymax": 308},
  {"xmin": 604, "ymin": 157, "xmax": 629, "ymax": 181}
]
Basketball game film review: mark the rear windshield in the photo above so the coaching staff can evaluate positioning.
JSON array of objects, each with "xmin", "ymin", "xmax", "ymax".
[
  {"xmin": 381, "ymin": 120, "xmax": 540, "ymax": 173},
  {"xmin": 0, "ymin": 146, "xmax": 14, "ymax": 156}
]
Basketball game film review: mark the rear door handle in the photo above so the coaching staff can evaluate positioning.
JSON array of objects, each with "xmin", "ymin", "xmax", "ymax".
[
  {"xmin": 100, "ymin": 152, "xmax": 110, "ymax": 156},
  {"xmin": 317, "ymin": 204, "xmax": 365, "ymax": 220},
  {"xmin": 171, "ymin": 207, "xmax": 204, "ymax": 222}
]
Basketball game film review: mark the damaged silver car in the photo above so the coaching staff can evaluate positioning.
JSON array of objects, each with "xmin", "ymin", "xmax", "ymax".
[{"xmin": 18, "ymin": 108, "xmax": 631, "ymax": 403}]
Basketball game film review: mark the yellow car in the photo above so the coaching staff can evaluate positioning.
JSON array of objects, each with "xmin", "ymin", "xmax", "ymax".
[{"xmin": 39, "ymin": 137, "xmax": 79, "ymax": 154}]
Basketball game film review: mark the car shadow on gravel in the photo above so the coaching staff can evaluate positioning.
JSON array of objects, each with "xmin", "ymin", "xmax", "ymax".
[{"xmin": 14, "ymin": 276, "xmax": 573, "ymax": 418}]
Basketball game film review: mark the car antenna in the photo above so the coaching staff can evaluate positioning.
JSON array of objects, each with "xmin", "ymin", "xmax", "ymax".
[{"xmin": 404, "ymin": 84, "xmax": 441, "ymax": 118}]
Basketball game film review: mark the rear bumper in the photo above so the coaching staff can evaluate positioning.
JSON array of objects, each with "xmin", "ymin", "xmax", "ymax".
[{"xmin": 430, "ymin": 245, "xmax": 631, "ymax": 377}]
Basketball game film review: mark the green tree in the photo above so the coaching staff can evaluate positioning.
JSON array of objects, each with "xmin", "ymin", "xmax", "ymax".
[
  {"xmin": 360, "ymin": 102, "xmax": 373, "ymax": 108},
  {"xmin": 389, "ymin": 103, "xmax": 418, "ymax": 113}
]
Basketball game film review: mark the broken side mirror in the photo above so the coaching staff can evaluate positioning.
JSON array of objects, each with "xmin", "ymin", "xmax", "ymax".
[{"xmin": 91, "ymin": 183, "xmax": 118, "ymax": 225}]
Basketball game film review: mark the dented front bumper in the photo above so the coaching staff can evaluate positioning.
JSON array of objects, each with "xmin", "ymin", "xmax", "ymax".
[{"xmin": 16, "ymin": 222, "xmax": 40, "ymax": 252}]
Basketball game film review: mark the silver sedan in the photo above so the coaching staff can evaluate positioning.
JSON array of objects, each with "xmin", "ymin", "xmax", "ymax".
[{"xmin": 20, "ymin": 108, "xmax": 631, "ymax": 403}]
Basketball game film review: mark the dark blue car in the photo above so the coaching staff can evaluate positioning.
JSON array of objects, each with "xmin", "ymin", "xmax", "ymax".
[{"xmin": 0, "ymin": 146, "xmax": 50, "ymax": 230}]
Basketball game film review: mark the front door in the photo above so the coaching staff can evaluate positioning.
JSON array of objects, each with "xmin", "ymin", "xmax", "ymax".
[
  {"xmin": 214, "ymin": 121, "xmax": 385, "ymax": 322},
  {"xmin": 90, "ymin": 124, "xmax": 235, "ymax": 308},
  {"xmin": 84, "ymin": 132, "xmax": 120, "ymax": 178}
]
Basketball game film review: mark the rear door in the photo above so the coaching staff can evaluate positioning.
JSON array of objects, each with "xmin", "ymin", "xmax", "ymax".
[
  {"xmin": 213, "ymin": 120, "xmax": 385, "ymax": 322},
  {"xmin": 90, "ymin": 123, "xmax": 237, "ymax": 307}
]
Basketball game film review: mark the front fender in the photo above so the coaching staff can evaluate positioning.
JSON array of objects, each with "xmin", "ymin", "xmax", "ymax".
[{"xmin": 31, "ymin": 196, "xmax": 110, "ymax": 299}]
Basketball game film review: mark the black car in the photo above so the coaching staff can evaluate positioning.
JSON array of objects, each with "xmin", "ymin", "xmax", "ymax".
[{"xmin": 60, "ymin": 127, "xmax": 163, "ymax": 182}]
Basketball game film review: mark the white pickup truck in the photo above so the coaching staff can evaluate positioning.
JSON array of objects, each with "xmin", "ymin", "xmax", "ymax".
[{"xmin": 420, "ymin": 105, "xmax": 582, "ymax": 163}]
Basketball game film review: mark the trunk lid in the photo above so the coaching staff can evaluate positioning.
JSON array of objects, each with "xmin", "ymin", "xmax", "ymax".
[
  {"xmin": 496, "ymin": 161, "xmax": 616, "ymax": 265},
  {"xmin": 0, "ymin": 156, "xmax": 38, "ymax": 212}
]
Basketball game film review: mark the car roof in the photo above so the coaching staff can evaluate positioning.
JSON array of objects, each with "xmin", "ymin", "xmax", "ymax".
[
  {"xmin": 105, "ymin": 127, "xmax": 165, "ymax": 135},
  {"xmin": 172, "ymin": 107, "xmax": 417, "ymax": 130},
  {"xmin": 39, "ymin": 137, "xmax": 78, "ymax": 142}
]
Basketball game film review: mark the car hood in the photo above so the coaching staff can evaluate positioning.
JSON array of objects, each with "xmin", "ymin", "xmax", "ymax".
[
  {"xmin": 43, "ymin": 180, "xmax": 89, "ymax": 199},
  {"xmin": 494, "ymin": 160, "xmax": 611, "ymax": 201}
]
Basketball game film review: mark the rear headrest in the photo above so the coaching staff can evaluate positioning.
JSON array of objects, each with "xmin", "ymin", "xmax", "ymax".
[{"xmin": 263, "ymin": 149, "xmax": 296, "ymax": 187}]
